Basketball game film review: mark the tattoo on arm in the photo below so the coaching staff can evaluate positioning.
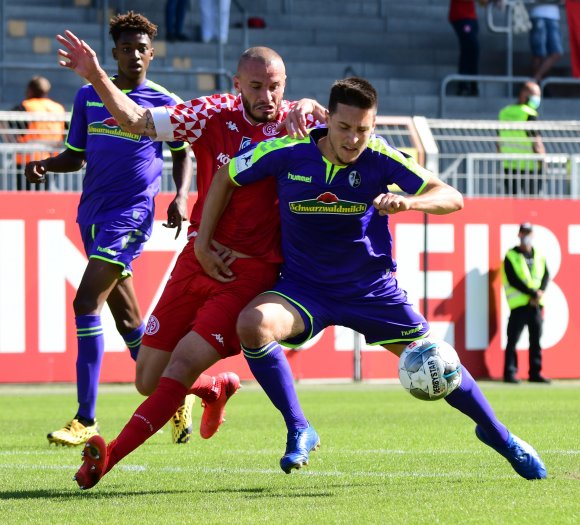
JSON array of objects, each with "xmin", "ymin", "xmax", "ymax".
[
  {"xmin": 144, "ymin": 110, "xmax": 157, "ymax": 137},
  {"xmin": 145, "ymin": 111, "xmax": 155, "ymax": 132}
]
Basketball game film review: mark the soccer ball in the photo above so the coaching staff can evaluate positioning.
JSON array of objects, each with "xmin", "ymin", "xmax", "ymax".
[{"xmin": 398, "ymin": 339, "xmax": 462, "ymax": 401}]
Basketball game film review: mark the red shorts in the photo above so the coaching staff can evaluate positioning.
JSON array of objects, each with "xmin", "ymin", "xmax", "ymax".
[{"xmin": 142, "ymin": 239, "xmax": 279, "ymax": 358}]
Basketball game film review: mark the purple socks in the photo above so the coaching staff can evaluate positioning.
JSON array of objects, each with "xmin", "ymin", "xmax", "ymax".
[
  {"xmin": 242, "ymin": 342, "xmax": 309, "ymax": 431},
  {"xmin": 445, "ymin": 366, "xmax": 509, "ymax": 446}
]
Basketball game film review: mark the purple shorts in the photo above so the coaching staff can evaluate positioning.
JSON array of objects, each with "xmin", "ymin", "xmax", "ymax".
[
  {"xmin": 79, "ymin": 218, "xmax": 151, "ymax": 277},
  {"xmin": 269, "ymin": 273, "xmax": 430, "ymax": 347}
]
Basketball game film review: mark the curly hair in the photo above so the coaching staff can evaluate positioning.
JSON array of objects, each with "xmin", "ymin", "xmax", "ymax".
[{"xmin": 109, "ymin": 11, "xmax": 158, "ymax": 44}]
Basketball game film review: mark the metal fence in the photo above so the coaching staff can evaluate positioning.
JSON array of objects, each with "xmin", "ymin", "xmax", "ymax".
[
  {"xmin": 0, "ymin": 112, "xmax": 428, "ymax": 193},
  {"xmin": 421, "ymin": 118, "xmax": 580, "ymax": 197},
  {"xmin": 3, "ymin": 111, "xmax": 580, "ymax": 198}
]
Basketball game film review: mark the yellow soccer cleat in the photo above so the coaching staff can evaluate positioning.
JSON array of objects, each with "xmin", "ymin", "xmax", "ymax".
[
  {"xmin": 47, "ymin": 419, "xmax": 100, "ymax": 447},
  {"xmin": 171, "ymin": 394, "xmax": 195, "ymax": 444}
]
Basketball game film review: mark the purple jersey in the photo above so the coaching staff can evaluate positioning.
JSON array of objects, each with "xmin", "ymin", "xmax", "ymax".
[
  {"xmin": 66, "ymin": 78, "xmax": 186, "ymax": 229},
  {"xmin": 229, "ymin": 128, "xmax": 430, "ymax": 294}
]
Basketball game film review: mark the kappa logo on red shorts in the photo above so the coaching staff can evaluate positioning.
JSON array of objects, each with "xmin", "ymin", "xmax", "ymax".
[{"xmin": 145, "ymin": 315, "xmax": 160, "ymax": 336}]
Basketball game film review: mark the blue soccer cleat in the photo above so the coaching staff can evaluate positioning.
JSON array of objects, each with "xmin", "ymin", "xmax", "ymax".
[
  {"xmin": 475, "ymin": 425, "xmax": 547, "ymax": 480},
  {"xmin": 280, "ymin": 424, "xmax": 320, "ymax": 474}
]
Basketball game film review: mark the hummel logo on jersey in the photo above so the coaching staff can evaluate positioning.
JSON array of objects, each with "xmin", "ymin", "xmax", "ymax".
[
  {"xmin": 288, "ymin": 172, "xmax": 312, "ymax": 183},
  {"xmin": 226, "ymin": 121, "xmax": 239, "ymax": 132},
  {"xmin": 212, "ymin": 333, "xmax": 225, "ymax": 346},
  {"xmin": 217, "ymin": 152, "xmax": 231, "ymax": 165}
]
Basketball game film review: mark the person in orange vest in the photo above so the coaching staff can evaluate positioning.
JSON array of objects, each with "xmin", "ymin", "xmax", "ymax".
[{"xmin": 12, "ymin": 76, "xmax": 66, "ymax": 190}]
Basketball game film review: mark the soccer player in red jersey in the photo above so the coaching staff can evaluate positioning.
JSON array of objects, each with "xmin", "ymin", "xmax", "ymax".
[{"xmin": 56, "ymin": 29, "xmax": 325, "ymax": 488}]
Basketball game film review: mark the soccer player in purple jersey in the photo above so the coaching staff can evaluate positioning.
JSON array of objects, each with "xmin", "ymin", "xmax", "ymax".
[
  {"xmin": 194, "ymin": 77, "xmax": 547, "ymax": 480},
  {"xmin": 25, "ymin": 12, "xmax": 196, "ymax": 447}
]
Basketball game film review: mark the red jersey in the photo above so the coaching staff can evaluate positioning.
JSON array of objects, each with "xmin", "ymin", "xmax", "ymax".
[
  {"xmin": 151, "ymin": 94, "xmax": 312, "ymax": 262},
  {"xmin": 449, "ymin": 0, "xmax": 477, "ymax": 22}
]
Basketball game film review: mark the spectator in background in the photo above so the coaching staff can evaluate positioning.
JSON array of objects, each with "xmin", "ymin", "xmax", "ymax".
[
  {"xmin": 12, "ymin": 76, "xmax": 65, "ymax": 190},
  {"xmin": 448, "ymin": 0, "xmax": 491, "ymax": 96},
  {"xmin": 200, "ymin": 0, "xmax": 231, "ymax": 44},
  {"xmin": 529, "ymin": 1, "xmax": 564, "ymax": 81},
  {"xmin": 165, "ymin": 0, "xmax": 189, "ymax": 42},
  {"xmin": 502, "ymin": 223, "xmax": 550, "ymax": 384},
  {"xmin": 498, "ymin": 81, "xmax": 545, "ymax": 195},
  {"xmin": 565, "ymin": 0, "xmax": 580, "ymax": 77}
]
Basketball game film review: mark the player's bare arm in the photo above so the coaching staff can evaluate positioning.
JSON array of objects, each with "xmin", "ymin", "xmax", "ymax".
[
  {"xmin": 163, "ymin": 147, "xmax": 193, "ymax": 239},
  {"xmin": 56, "ymin": 30, "xmax": 157, "ymax": 137},
  {"xmin": 278, "ymin": 98, "xmax": 327, "ymax": 138},
  {"xmin": 25, "ymin": 149, "xmax": 85, "ymax": 184},
  {"xmin": 374, "ymin": 177, "xmax": 464, "ymax": 216},
  {"xmin": 194, "ymin": 164, "xmax": 238, "ymax": 282}
]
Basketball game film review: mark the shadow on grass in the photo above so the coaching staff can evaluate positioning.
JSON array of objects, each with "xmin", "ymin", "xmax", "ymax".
[
  {"xmin": 199, "ymin": 481, "xmax": 387, "ymax": 499},
  {"xmin": 201, "ymin": 486, "xmax": 335, "ymax": 498},
  {"xmin": 0, "ymin": 488, "xmax": 192, "ymax": 500}
]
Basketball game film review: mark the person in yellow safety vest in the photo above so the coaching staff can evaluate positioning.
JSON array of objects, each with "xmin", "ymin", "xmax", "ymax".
[
  {"xmin": 501, "ymin": 222, "xmax": 550, "ymax": 384},
  {"xmin": 498, "ymin": 81, "xmax": 545, "ymax": 196},
  {"xmin": 12, "ymin": 76, "xmax": 66, "ymax": 190}
]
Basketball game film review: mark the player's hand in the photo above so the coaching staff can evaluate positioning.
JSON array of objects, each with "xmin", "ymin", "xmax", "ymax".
[
  {"xmin": 56, "ymin": 30, "xmax": 102, "ymax": 82},
  {"xmin": 373, "ymin": 192, "xmax": 412, "ymax": 215},
  {"xmin": 24, "ymin": 160, "xmax": 48, "ymax": 184},
  {"xmin": 194, "ymin": 239, "xmax": 237, "ymax": 283},
  {"xmin": 277, "ymin": 99, "xmax": 326, "ymax": 138},
  {"xmin": 163, "ymin": 196, "xmax": 188, "ymax": 239}
]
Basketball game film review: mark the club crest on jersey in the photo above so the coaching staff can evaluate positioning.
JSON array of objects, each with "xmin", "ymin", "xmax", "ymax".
[
  {"xmin": 235, "ymin": 146, "xmax": 256, "ymax": 173},
  {"xmin": 262, "ymin": 122, "xmax": 279, "ymax": 136},
  {"xmin": 289, "ymin": 192, "xmax": 367, "ymax": 215},
  {"xmin": 348, "ymin": 170, "xmax": 361, "ymax": 188}
]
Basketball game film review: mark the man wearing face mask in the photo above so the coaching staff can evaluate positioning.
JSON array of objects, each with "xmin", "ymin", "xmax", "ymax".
[
  {"xmin": 498, "ymin": 81, "xmax": 545, "ymax": 196},
  {"xmin": 502, "ymin": 223, "xmax": 550, "ymax": 384}
]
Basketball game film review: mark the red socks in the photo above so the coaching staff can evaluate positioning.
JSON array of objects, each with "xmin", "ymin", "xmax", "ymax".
[
  {"xmin": 188, "ymin": 373, "xmax": 220, "ymax": 402},
  {"xmin": 106, "ymin": 376, "xmax": 187, "ymax": 473}
]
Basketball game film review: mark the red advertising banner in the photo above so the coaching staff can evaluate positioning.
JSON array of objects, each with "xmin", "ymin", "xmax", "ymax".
[{"xmin": 0, "ymin": 192, "xmax": 578, "ymax": 383}]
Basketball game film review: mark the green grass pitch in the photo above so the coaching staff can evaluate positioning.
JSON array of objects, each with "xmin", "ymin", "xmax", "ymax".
[{"xmin": 0, "ymin": 381, "xmax": 579, "ymax": 524}]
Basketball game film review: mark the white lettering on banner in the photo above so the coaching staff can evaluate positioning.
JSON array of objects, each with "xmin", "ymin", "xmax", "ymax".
[
  {"xmin": 500, "ymin": 224, "xmax": 566, "ymax": 351},
  {"xmin": 465, "ymin": 224, "xmax": 489, "ymax": 350},
  {"xmin": 35, "ymin": 220, "xmax": 185, "ymax": 355},
  {"xmin": 38, "ymin": 220, "xmax": 101, "ymax": 353},
  {"xmin": 141, "ymin": 221, "xmax": 187, "ymax": 323},
  {"xmin": 568, "ymin": 225, "xmax": 580, "ymax": 253},
  {"xmin": 0, "ymin": 221, "xmax": 25, "ymax": 353},
  {"xmin": 395, "ymin": 223, "xmax": 454, "ymax": 345}
]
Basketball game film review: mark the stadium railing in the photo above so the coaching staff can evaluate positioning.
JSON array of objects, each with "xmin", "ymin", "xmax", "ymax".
[
  {"xmin": 420, "ymin": 118, "xmax": 580, "ymax": 198},
  {"xmin": 0, "ymin": 113, "xmax": 429, "ymax": 193},
  {"xmin": 2, "ymin": 111, "xmax": 580, "ymax": 199}
]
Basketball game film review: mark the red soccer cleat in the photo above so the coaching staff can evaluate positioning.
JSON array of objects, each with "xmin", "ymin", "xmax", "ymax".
[
  {"xmin": 73, "ymin": 435, "xmax": 109, "ymax": 490},
  {"xmin": 200, "ymin": 372, "xmax": 241, "ymax": 439}
]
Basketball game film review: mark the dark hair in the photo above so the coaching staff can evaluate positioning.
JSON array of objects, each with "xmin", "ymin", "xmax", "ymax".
[
  {"xmin": 328, "ymin": 77, "xmax": 377, "ymax": 114},
  {"xmin": 109, "ymin": 11, "xmax": 157, "ymax": 44},
  {"xmin": 27, "ymin": 76, "xmax": 51, "ymax": 98}
]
